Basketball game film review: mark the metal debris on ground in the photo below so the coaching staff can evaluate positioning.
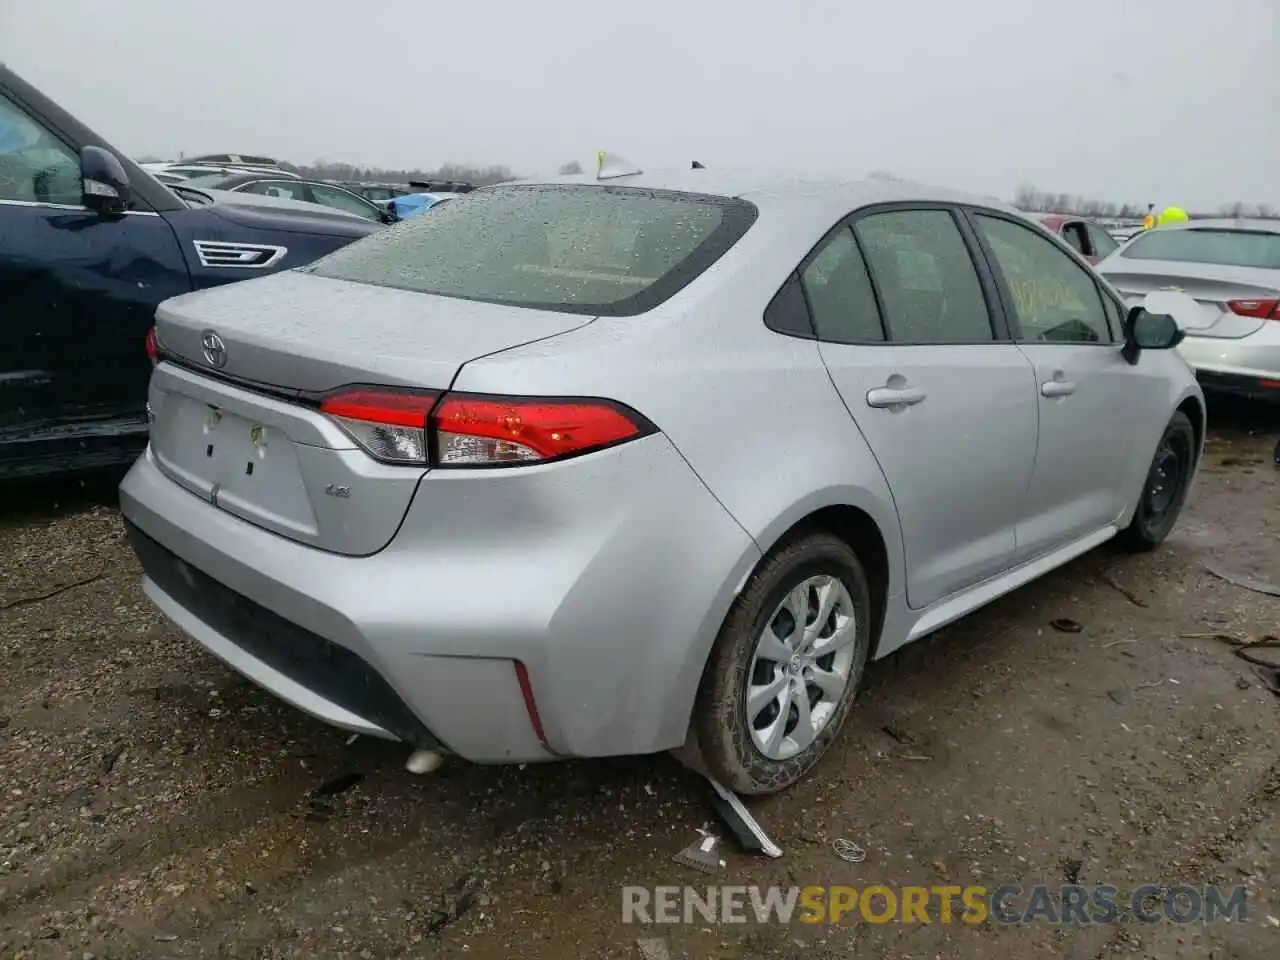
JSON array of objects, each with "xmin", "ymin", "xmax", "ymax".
[
  {"xmin": 673, "ymin": 833, "xmax": 725, "ymax": 874},
  {"xmin": 1050, "ymin": 618, "xmax": 1083, "ymax": 633},
  {"xmin": 705, "ymin": 775, "xmax": 783, "ymax": 858},
  {"xmin": 312, "ymin": 772, "xmax": 364, "ymax": 797},
  {"xmin": 635, "ymin": 937, "xmax": 673, "ymax": 960},
  {"xmin": 1100, "ymin": 574, "xmax": 1148, "ymax": 607},
  {"xmin": 832, "ymin": 838, "xmax": 866, "ymax": 863},
  {"xmin": 1204, "ymin": 564, "xmax": 1280, "ymax": 598}
]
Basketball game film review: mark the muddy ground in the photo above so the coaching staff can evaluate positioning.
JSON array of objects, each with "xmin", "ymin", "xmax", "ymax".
[{"xmin": 2, "ymin": 400, "xmax": 1278, "ymax": 960}]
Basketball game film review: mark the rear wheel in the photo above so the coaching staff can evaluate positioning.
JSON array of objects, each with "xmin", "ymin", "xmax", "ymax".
[
  {"xmin": 1119, "ymin": 411, "xmax": 1196, "ymax": 551},
  {"xmin": 691, "ymin": 532, "xmax": 872, "ymax": 795}
]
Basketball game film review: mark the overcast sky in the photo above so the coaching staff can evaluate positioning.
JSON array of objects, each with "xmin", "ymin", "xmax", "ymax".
[{"xmin": 2, "ymin": 0, "xmax": 1275, "ymax": 210}]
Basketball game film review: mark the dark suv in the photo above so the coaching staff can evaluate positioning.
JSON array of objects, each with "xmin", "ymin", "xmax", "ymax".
[{"xmin": 0, "ymin": 64, "xmax": 382, "ymax": 480}]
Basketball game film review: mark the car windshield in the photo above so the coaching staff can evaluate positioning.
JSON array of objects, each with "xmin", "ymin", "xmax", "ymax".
[
  {"xmin": 1121, "ymin": 228, "xmax": 1280, "ymax": 270},
  {"xmin": 302, "ymin": 184, "xmax": 758, "ymax": 316}
]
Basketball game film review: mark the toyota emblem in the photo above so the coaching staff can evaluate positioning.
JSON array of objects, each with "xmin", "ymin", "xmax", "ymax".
[{"xmin": 201, "ymin": 331, "xmax": 227, "ymax": 368}]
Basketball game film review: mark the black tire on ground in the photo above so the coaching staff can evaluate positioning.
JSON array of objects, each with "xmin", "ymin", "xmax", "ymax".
[
  {"xmin": 690, "ymin": 531, "xmax": 872, "ymax": 795},
  {"xmin": 1119, "ymin": 410, "xmax": 1197, "ymax": 552}
]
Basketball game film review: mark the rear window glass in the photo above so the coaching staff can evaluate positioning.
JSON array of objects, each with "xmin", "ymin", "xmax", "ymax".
[
  {"xmin": 302, "ymin": 184, "xmax": 758, "ymax": 316},
  {"xmin": 1121, "ymin": 228, "xmax": 1280, "ymax": 270}
]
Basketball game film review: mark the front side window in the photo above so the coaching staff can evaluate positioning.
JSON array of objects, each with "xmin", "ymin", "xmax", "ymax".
[
  {"xmin": 974, "ymin": 214, "xmax": 1112, "ymax": 343},
  {"xmin": 799, "ymin": 226, "xmax": 884, "ymax": 342},
  {"xmin": 853, "ymin": 209, "xmax": 994, "ymax": 343},
  {"xmin": 242, "ymin": 180, "xmax": 309, "ymax": 202},
  {"xmin": 309, "ymin": 184, "xmax": 381, "ymax": 220},
  {"xmin": 0, "ymin": 93, "xmax": 81, "ymax": 205},
  {"xmin": 304, "ymin": 184, "xmax": 758, "ymax": 316}
]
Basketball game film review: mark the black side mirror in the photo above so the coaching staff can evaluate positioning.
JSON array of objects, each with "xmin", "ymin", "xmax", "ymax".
[
  {"xmin": 1121, "ymin": 307, "xmax": 1185, "ymax": 364},
  {"xmin": 80, "ymin": 145, "xmax": 131, "ymax": 215}
]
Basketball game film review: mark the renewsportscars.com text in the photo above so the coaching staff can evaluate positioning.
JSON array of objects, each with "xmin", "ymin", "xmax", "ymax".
[{"xmin": 622, "ymin": 884, "xmax": 1248, "ymax": 925}]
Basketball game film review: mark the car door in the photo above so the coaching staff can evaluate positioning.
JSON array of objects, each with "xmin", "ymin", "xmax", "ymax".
[
  {"xmin": 1060, "ymin": 220, "xmax": 1097, "ymax": 264},
  {"xmin": 0, "ymin": 89, "xmax": 190, "ymax": 462},
  {"xmin": 812, "ymin": 206, "xmax": 1039, "ymax": 610},
  {"xmin": 965, "ymin": 209, "xmax": 1166, "ymax": 559}
]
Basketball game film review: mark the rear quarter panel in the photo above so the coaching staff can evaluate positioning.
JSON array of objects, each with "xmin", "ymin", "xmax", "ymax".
[{"xmin": 449, "ymin": 221, "xmax": 907, "ymax": 741}]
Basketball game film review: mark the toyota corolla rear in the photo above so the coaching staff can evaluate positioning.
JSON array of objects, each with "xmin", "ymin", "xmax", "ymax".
[
  {"xmin": 1099, "ymin": 221, "xmax": 1280, "ymax": 400},
  {"xmin": 119, "ymin": 182, "xmax": 765, "ymax": 763}
]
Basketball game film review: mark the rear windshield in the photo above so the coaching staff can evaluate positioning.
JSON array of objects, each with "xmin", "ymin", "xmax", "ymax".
[
  {"xmin": 1121, "ymin": 228, "xmax": 1280, "ymax": 270},
  {"xmin": 301, "ymin": 184, "xmax": 759, "ymax": 316}
]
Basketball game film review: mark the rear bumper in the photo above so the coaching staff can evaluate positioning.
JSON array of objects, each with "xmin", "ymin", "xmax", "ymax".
[
  {"xmin": 1178, "ymin": 323, "xmax": 1280, "ymax": 399},
  {"xmin": 119, "ymin": 435, "xmax": 759, "ymax": 763},
  {"xmin": 1194, "ymin": 370, "xmax": 1280, "ymax": 402}
]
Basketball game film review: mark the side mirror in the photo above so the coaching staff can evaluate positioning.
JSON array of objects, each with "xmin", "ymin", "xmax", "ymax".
[
  {"xmin": 1121, "ymin": 306, "xmax": 1185, "ymax": 364},
  {"xmin": 80, "ymin": 145, "xmax": 131, "ymax": 214}
]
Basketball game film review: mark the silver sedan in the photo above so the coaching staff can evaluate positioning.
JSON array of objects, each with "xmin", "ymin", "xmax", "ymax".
[
  {"xmin": 120, "ymin": 168, "xmax": 1204, "ymax": 794},
  {"xmin": 1099, "ymin": 218, "xmax": 1280, "ymax": 401}
]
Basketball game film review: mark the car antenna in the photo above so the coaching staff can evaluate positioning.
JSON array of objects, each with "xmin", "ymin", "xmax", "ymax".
[
  {"xmin": 691, "ymin": 160, "xmax": 705, "ymax": 169},
  {"xmin": 595, "ymin": 150, "xmax": 642, "ymax": 180}
]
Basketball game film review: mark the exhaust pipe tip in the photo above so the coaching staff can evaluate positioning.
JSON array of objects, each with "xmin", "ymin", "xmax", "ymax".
[{"xmin": 405, "ymin": 748, "xmax": 445, "ymax": 775}]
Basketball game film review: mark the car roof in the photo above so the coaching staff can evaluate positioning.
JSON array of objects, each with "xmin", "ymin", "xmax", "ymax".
[{"xmin": 498, "ymin": 168, "xmax": 1024, "ymax": 232}]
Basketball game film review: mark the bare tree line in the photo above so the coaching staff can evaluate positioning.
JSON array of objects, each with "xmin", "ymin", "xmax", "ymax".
[
  {"xmin": 153, "ymin": 154, "xmax": 1280, "ymax": 218},
  {"xmin": 287, "ymin": 159, "xmax": 518, "ymax": 186},
  {"xmin": 1013, "ymin": 183, "xmax": 1277, "ymax": 220}
]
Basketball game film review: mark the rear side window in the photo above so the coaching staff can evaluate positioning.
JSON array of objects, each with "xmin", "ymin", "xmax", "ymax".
[
  {"xmin": 1121, "ymin": 228, "xmax": 1280, "ymax": 269},
  {"xmin": 799, "ymin": 227, "xmax": 884, "ymax": 342},
  {"xmin": 303, "ymin": 184, "xmax": 758, "ymax": 316},
  {"xmin": 853, "ymin": 210, "xmax": 994, "ymax": 343}
]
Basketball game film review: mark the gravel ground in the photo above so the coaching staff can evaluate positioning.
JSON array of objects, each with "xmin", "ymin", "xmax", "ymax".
[{"xmin": 2, "ymin": 400, "xmax": 1278, "ymax": 959}]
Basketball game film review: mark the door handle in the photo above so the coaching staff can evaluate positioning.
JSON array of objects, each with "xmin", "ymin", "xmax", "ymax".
[
  {"xmin": 1040, "ymin": 379, "xmax": 1076, "ymax": 397},
  {"xmin": 866, "ymin": 386, "xmax": 926, "ymax": 409}
]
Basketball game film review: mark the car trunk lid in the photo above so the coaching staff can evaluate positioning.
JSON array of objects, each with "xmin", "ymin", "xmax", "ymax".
[
  {"xmin": 148, "ymin": 271, "xmax": 594, "ymax": 555},
  {"xmin": 1101, "ymin": 260, "xmax": 1280, "ymax": 339}
]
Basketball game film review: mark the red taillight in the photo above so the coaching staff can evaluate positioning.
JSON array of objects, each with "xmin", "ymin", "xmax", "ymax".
[
  {"xmin": 145, "ymin": 327, "xmax": 158, "ymax": 366},
  {"xmin": 432, "ymin": 394, "xmax": 649, "ymax": 465},
  {"xmin": 318, "ymin": 387, "xmax": 653, "ymax": 467},
  {"xmin": 319, "ymin": 387, "xmax": 439, "ymax": 464},
  {"xmin": 1226, "ymin": 298, "xmax": 1280, "ymax": 319}
]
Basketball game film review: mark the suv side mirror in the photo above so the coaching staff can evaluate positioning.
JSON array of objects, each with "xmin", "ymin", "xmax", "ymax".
[{"xmin": 80, "ymin": 145, "xmax": 131, "ymax": 215}]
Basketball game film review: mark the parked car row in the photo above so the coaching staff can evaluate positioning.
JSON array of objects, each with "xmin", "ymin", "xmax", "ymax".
[
  {"xmin": 2, "ymin": 61, "xmax": 1274, "ymax": 797},
  {"xmin": 176, "ymin": 170, "xmax": 398, "ymax": 223}
]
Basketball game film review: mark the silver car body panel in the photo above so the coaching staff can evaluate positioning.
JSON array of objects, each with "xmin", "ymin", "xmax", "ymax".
[{"xmin": 121, "ymin": 169, "xmax": 1204, "ymax": 763}]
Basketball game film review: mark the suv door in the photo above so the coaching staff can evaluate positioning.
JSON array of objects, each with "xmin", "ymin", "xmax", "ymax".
[
  {"xmin": 966, "ymin": 209, "xmax": 1167, "ymax": 558},
  {"xmin": 809, "ymin": 206, "xmax": 1039, "ymax": 610},
  {"xmin": 0, "ymin": 90, "xmax": 190, "ymax": 473}
]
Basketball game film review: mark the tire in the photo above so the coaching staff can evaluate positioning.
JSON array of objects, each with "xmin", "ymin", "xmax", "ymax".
[
  {"xmin": 1119, "ymin": 411, "xmax": 1197, "ymax": 552},
  {"xmin": 691, "ymin": 532, "xmax": 872, "ymax": 795}
]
